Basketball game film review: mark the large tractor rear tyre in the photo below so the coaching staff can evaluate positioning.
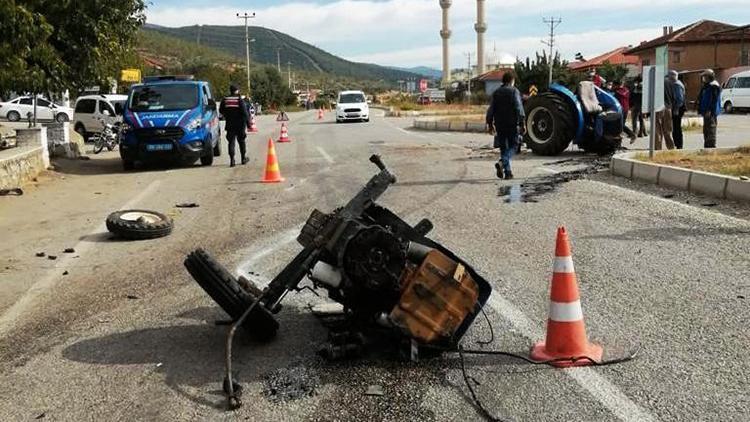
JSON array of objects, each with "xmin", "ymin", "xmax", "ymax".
[{"xmin": 524, "ymin": 93, "xmax": 575, "ymax": 156}]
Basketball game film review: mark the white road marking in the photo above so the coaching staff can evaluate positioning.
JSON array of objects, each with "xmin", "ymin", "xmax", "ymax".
[
  {"xmin": 0, "ymin": 180, "xmax": 163, "ymax": 337},
  {"xmin": 316, "ymin": 146, "xmax": 335, "ymax": 164},
  {"xmin": 539, "ymin": 167, "xmax": 561, "ymax": 174},
  {"xmin": 486, "ymin": 295, "xmax": 656, "ymax": 422},
  {"xmin": 234, "ymin": 224, "xmax": 302, "ymax": 281}
]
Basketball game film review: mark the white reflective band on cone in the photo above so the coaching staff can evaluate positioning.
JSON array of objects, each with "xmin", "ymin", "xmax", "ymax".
[
  {"xmin": 553, "ymin": 256, "xmax": 575, "ymax": 273},
  {"xmin": 549, "ymin": 300, "xmax": 584, "ymax": 322}
]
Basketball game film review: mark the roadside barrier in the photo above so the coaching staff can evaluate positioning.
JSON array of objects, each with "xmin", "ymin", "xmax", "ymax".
[
  {"xmin": 261, "ymin": 138, "xmax": 284, "ymax": 183},
  {"xmin": 530, "ymin": 226, "xmax": 603, "ymax": 367}
]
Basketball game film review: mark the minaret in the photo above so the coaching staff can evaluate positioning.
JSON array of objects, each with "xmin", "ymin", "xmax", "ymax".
[
  {"xmin": 439, "ymin": 0, "xmax": 452, "ymax": 86},
  {"xmin": 475, "ymin": 0, "xmax": 487, "ymax": 75}
]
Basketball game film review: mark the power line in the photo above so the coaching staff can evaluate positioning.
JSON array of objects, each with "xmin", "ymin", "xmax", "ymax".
[{"xmin": 541, "ymin": 17, "xmax": 562, "ymax": 86}]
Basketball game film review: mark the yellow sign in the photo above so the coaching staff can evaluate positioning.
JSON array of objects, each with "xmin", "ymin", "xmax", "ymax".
[
  {"xmin": 529, "ymin": 85, "xmax": 538, "ymax": 96},
  {"xmin": 120, "ymin": 68, "xmax": 142, "ymax": 83}
]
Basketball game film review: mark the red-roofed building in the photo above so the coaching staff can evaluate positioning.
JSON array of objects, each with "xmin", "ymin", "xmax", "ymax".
[
  {"xmin": 626, "ymin": 19, "xmax": 749, "ymax": 102},
  {"xmin": 473, "ymin": 68, "xmax": 514, "ymax": 95},
  {"xmin": 569, "ymin": 46, "xmax": 640, "ymax": 75}
]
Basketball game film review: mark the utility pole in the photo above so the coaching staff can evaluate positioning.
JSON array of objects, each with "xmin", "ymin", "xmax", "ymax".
[
  {"xmin": 236, "ymin": 12, "xmax": 255, "ymax": 94},
  {"xmin": 276, "ymin": 48, "xmax": 282, "ymax": 74},
  {"xmin": 541, "ymin": 17, "xmax": 562, "ymax": 86},
  {"xmin": 196, "ymin": 25, "xmax": 202, "ymax": 45},
  {"xmin": 287, "ymin": 61, "xmax": 292, "ymax": 87},
  {"xmin": 464, "ymin": 52, "xmax": 472, "ymax": 101}
]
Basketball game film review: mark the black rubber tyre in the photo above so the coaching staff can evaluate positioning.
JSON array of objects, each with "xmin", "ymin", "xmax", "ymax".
[
  {"xmin": 184, "ymin": 248, "xmax": 278, "ymax": 341},
  {"xmin": 7, "ymin": 111, "xmax": 20, "ymax": 122},
  {"xmin": 55, "ymin": 113, "xmax": 69, "ymax": 123},
  {"xmin": 201, "ymin": 143, "xmax": 214, "ymax": 166},
  {"xmin": 724, "ymin": 101, "xmax": 734, "ymax": 114},
  {"xmin": 106, "ymin": 209, "xmax": 173, "ymax": 240},
  {"xmin": 523, "ymin": 92, "xmax": 575, "ymax": 156},
  {"xmin": 122, "ymin": 159, "xmax": 135, "ymax": 171}
]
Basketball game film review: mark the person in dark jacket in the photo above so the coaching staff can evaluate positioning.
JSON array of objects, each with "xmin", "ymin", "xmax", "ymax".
[
  {"xmin": 486, "ymin": 71, "xmax": 525, "ymax": 180},
  {"xmin": 630, "ymin": 76, "xmax": 647, "ymax": 137},
  {"xmin": 669, "ymin": 70, "xmax": 686, "ymax": 149},
  {"xmin": 613, "ymin": 80, "xmax": 636, "ymax": 142},
  {"xmin": 219, "ymin": 84, "xmax": 251, "ymax": 167},
  {"xmin": 697, "ymin": 69, "xmax": 722, "ymax": 148}
]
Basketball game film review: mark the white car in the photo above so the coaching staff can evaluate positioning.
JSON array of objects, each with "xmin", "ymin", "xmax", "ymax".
[
  {"xmin": 335, "ymin": 90, "xmax": 369, "ymax": 123},
  {"xmin": 73, "ymin": 94, "xmax": 127, "ymax": 139},
  {"xmin": 0, "ymin": 96, "xmax": 73, "ymax": 123},
  {"xmin": 721, "ymin": 70, "xmax": 750, "ymax": 113}
]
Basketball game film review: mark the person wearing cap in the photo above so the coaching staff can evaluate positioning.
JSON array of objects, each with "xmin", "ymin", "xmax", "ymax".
[
  {"xmin": 219, "ymin": 84, "xmax": 251, "ymax": 167},
  {"xmin": 697, "ymin": 69, "xmax": 722, "ymax": 148},
  {"xmin": 669, "ymin": 70, "xmax": 686, "ymax": 149}
]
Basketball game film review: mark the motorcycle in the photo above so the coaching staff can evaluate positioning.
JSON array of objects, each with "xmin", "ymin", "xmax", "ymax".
[{"xmin": 91, "ymin": 110, "xmax": 120, "ymax": 154}]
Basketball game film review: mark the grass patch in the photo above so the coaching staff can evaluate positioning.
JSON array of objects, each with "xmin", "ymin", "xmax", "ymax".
[
  {"xmin": 438, "ymin": 115, "xmax": 486, "ymax": 124},
  {"xmin": 635, "ymin": 146, "xmax": 750, "ymax": 177}
]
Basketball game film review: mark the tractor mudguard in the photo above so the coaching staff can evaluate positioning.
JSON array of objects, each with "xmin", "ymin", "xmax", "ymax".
[
  {"xmin": 549, "ymin": 83, "xmax": 584, "ymax": 141},
  {"xmin": 594, "ymin": 87, "xmax": 623, "ymax": 118}
]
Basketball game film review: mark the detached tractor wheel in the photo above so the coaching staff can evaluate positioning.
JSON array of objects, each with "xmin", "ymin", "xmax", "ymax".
[
  {"xmin": 106, "ymin": 210, "xmax": 173, "ymax": 240},
  {"xmin": 184, "ymin": 248, "xmax": 278, "ymax": 341},
  {"xmin": 524, "ymin": 93, "xmax": 575, "ymax": 156}
]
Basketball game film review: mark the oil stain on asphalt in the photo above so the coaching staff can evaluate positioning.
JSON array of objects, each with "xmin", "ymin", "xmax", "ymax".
[{"xmin": 498, "ymin": 159, "xmax": 610, "ymax": 203}]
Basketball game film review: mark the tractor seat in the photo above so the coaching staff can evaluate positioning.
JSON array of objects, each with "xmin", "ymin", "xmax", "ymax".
[{"xmin": 578, "ymin": 81, "xmax": 603, "ymax": 115}]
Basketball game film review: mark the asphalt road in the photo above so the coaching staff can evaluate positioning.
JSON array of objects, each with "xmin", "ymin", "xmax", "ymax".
[{"xmin": 0, "ymin": 110, "xmax": 748, "ymax": 421}]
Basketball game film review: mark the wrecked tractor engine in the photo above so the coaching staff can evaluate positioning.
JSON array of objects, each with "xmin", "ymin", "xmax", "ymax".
[{"xmin": 185, "ymin": 155, "xmax": 492, "ymax": 359}]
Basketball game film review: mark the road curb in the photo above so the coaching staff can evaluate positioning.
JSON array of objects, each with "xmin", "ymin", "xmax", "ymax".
[
  {"xmin": 611, "ymin": 148, "xmax": 749, "ymax": 202},
  {"xmin": 412, "ymin": 118, "xmax": 486, "ymax": 133}
]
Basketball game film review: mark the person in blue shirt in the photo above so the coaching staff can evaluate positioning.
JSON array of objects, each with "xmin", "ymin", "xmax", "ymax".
[
  {"xmin": 669, "ymin": 70, "xmax": 686, "ymax": 149},
  {"xmin": 486, "ymin": 71, "xmax": 525, "ymax": 180},
  {"xmin": 697, "ymin": 69, "xmax": 722, "ymax": 148}
]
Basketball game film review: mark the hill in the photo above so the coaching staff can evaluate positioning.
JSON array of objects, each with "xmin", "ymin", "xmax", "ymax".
[
  {"xmin": 143, "ymin": 24, "xmax": 421, "ymax": 83},
  {"xmin": 389, "ymin": 66, "xmax": 442, "ymax": 79}
]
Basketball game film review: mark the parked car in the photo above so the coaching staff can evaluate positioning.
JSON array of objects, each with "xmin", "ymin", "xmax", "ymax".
[
  {"xmin": 73, "ymin": 94, "xmax": 128, "ymax": 140},
  {"xmin": 0, "ymin": 96, "xmax": 73, "ymax": 122},
  {"xmin": 335, "ymin": 90, "xmax": 370, "ymax": 123},
  {"xmin": 119, "ymin": 75, "xmax": 220, "ymax": 170},
  {"xmin": 721, "ymin": 70, "xmax": 750, "ymax": 113}
]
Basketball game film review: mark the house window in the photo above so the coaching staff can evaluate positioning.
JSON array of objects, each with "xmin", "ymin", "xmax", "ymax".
[
  {"xmin": 671, "ymin": 51, "xmax": 681, "ymax": 64},
  {"xmin": 642, "ymin": 59, "xmax": 651, "ymax": 66}
]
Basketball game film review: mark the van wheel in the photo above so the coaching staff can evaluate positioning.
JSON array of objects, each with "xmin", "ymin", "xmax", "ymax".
[
  {"xmin": 724, "ymin": 101, "xmax": 734, "ymax": 114},
  {"xmin": 201, "ymin": 150, "xmax": 214, "ymax": 166},
  {"xmin": 75, "ymin": 124, "xmax": 88, "ymax": 141},
  {"xmin": 122, "ymin": 159, "xmax": 135, "ymax": 171}
]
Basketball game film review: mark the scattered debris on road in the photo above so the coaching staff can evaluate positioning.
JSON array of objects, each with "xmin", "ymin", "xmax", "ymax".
[
  {"xmin": 62, "ymin": 271, "xmax": 68, "ymax": 276},
  {"xmin": 126, "ymin": 294, "xmax": 139, "ymax": 300},
  {"xmin": 106, "ymin": 210, "xmax": 173, "ymax": 240},
  {"xmin": 35, "ymin": 252, "xmax": 45, "ymax": 257},
  {"xmin": 263, "ymin": 366, "xmax": 319, "ymax": 402},
  {"xmin": 0, "ymin": 188, "xmax": 23, "ymax": 196},
  {"xmin": 185, "ymin": 155, "xmax": 492, "ymax": 409},
  {"xmin": 34, "ymin": 412, "xmax": 46, "ymax": 419},
  {"xmin": 175, "ymin": 203, "xmax": 199, "ymax": 208},
  {"xmin": 364, "ymin": 385, "xmax": 385, "ymax": 397},
  {"xmin": 64, "ymin": 247, "xmax": 75, "ymax": 253},
  {"xmin": 47, "ymin": 255, "xmax": 57, "ymax": 260}
]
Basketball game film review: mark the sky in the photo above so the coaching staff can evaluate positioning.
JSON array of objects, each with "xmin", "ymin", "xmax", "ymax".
[{"xmin": 146, "ymin": 0, "xmax": 750, "ymax": 69}]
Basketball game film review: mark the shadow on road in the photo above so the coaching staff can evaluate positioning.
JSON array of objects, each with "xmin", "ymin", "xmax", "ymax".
[
  {"xmin": 395, "ymin": 178, "xmax": 498, "ymax": 187},
  {"xmin": 61, "ymin": 306, "xmax": 324, "ymax": 409},
  {"xmin": 52, "ymin": 155, "xmax": 207, "ymax": 176}
]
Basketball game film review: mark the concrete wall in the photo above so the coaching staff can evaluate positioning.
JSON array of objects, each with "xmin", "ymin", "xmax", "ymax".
[{"xmin": 0, "ymin": 127, "xmax": 48, "ymax": 189}]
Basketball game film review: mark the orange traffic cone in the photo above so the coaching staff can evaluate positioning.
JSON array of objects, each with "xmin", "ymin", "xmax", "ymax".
[
  {"xmin": 261, "ymin": 138, "xmax": 284, "ymax": 183},
  {"xmin": 317, "ymin": 108, "xmax": 324, "ymax": 120},
  {"xmin": 530, "ymin": 227, "xmax": 602, "ymax": 367},
  {"xmin": 249, "ymin": 116, "xmax": 259, "ymax": 133},
  {"xmin": 278, "ymin": 122, "xmax": 291, "ymax": 143}
]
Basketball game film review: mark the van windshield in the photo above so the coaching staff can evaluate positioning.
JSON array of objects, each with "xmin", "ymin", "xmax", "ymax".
[
  {"xmin": 339, "ymin": 93, "xmax": 366, "ymax": 104},
  {"xmin": 129, "ymin": 84, "xmax": 198, "ymax": 112}
]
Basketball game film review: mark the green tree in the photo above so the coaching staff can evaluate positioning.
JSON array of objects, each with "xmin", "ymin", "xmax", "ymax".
[
  {"xmin": 514, "ymin": 51, "xmax": 581, "ymax": 94},
  {"xmin": 597, "ymin": 62, "xmax": 629, "ymax": 84},
  {"xmin": 247, "ymin": 66, "xmax": 295, "ymax": 109},
  {"xmin": 0, "ymin": 0, "xmax": 146, "ymax": 95}
]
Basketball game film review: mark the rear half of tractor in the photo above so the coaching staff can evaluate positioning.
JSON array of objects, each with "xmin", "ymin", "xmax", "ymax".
[{"xmin": 523, "ymin": 81, "xmax": 624, "ymax": 156}]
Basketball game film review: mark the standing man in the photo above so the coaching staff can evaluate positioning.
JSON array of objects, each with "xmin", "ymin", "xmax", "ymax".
[
  {"xmin": 219, "ymin": 84, "xmax": 251, "ymax": 167},
  {"xmin": 486, "ymin": 71, "xmax": 525, "ymax": 180},
  {"xmin": 697, "ymin": 69, "xmax": 722, "ymax": 148},
  {"xmin": 655, "ymin": 74, "xmax": 676, "ymax": 150},
  {"xmin": 630, "ymin": 76, "xmax": 647, "ymax": 138},
  {"xmin": 669, "ymin": 70, "xmax": 686, "ymax": 149}
]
